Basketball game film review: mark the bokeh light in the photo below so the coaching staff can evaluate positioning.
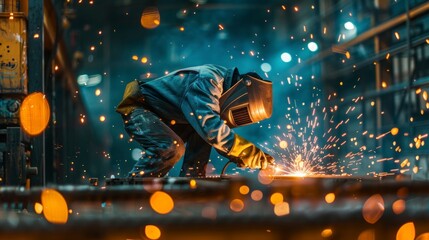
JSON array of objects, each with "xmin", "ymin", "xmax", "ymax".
[
  {"xmin": 321, "ymin": 228, "xmax": 333, "ymax": 238},
  {"xmin": 260, "ymin": 62, "xmax": 272, "ymax": 72},
  {"xmin": 34, "ymin": 202, "xmax": 43, "ymax": 214},
  {"xmin": 41, "ymin": 189, "xmax": 69, "ymax": 224},
  {"xmin": 251, "ymin": 190, "xmax": 263, "ymax": 201},
  {"xmin": 362, "ymin": 194, "xmax": 385, "ymax": 224},
  {"xmin": 307, "ymin": 42, "xmax": 319, "ymax": 52},
  {"xmin": 416, "ymin": 233, "xmax": 429, "ymax": 240},
  {"xmin": 150, "ymin": 191, "xmax": 174, "ymax": 214},
  {"xmin": 141, "ymin": 6, "xmax": 160, "ymax": 29},
  {"xmin": 344, "ymin": 21, "xmax": 356, "ymax": 30},
  {"xmin": 144, "ymin": 225, "xmax": 161, "ymax": 240},
  {"xmin": 239, "ymin": 185, "xmax": 250, "ymax": 195},
  {"xmin": 258, "ymin": 167, "xmax": 275, "ymax": 184},
  {"xmin": 20, "ymin": 92, "xmax": 50, "ymax": 136},
  {"xmin": 281, "ymin": 52, "xmax": 292, "ymax": 62},
  {"xmin": 230, "ymin": 199, "xmax": 245, "ymax": 212},
  {"xmin": 396, "ymin": 222, "xmax": 415, "ymax": 240},
  {"xmin": 325, "ymin": 193, "xmax": 336, "ymax": 204},
  {"xmin": 273, "ymin": 201, "xmax": 290, "ymax": 216},
  {"xmin": 392, "ymin": 199, "xmax": 406, "ymax": 215},
  {"xmin": 270, "ymin": 192, "xmax": 284, "ymax": 205},
  {"xmin": 189, "ymin": 179, "xmax": 197, "ymax": 189},
  {"xmin": 391, "ymin": 127, "xmax": 399, "ymax": 136},
  {"xmin": 279, "ymin": 140, "xmax": 288, "ymax": 149}
]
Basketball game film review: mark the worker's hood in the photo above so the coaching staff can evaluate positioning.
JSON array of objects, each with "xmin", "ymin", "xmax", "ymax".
[{"xmin": 219, "ymin": 73, "xmax": 272, "ymax": 128}]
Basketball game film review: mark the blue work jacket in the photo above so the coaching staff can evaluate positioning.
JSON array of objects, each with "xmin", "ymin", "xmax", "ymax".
[{"xmin": 116, "ymin": 64, "xmax": 240, "ymax": 154}]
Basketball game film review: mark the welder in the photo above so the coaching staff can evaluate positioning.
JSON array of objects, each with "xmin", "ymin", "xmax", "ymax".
[{"xmin": 116, "ymin": 64, "xmax": 274, "ymax": 177}]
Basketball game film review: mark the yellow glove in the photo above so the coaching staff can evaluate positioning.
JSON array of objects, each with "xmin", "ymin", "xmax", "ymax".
[{"xmin": 227, "ymin": 134, "xmax": 274, "ymax": 169}]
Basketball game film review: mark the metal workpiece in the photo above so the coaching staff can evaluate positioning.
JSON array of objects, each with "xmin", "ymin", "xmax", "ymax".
[
  {"xmin": 0, "ymin": 176, "xmax": 427, "ymax": 239},
  {"xmin": 0, "ymin": 177, "xmax": 247, "ymax": 203}
]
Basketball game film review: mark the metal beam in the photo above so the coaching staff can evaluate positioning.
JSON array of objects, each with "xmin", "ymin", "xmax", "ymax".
[
  {"xmin": 27, "ymin": 0, "xmax": 45, "ymax": 186},
  {"xmin": 321, "ymin": 33, "xmax": 429, "ymax": 81},
  {"xmin": 291, "ymin": 1, "xmax": 429, "ymax": 73},
  {"xmin": 339, "ymin": 1, "xmax": 429, "ymax": 50},
  {"xmin": 43, "ymin": 0, "xmax": 81, "ymax": 99},
  {"xmin": 337, "ymin": 76, "xmax": 429, "ymax": 108}
]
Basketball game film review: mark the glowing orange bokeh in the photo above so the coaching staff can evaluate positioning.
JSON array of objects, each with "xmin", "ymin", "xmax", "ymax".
[
  {"xmin": 20, "ymin": 92, "xmax": 50, "ymax": 136},
  {"xmin": 325, "ymin": 193, "xmax": 336, "ymax": 204},
  {"xmin": 416, "ymin": 233, "xmax": 429, "ymax": 240},
  {"xmin": 141, "ymin": 7, "xmax": 160, "ymax": 29},
  {"xmin": 396, "ymin": 222, "xmax": 415, "ymax": 240},
  {"xmin": 391, "ymin": 127, "xmax": 399, "ymax": 136},
  {"xmin": 144, "ymin": 225, "xmax": 161, "ymax": 240},
  {"xmin": 321, "ymin": 228, "xmax": 333, "ymax": 238},
  {"xmin": 41, "ymin": 189, "xmax": 68, "ymax": 224},
  {"xmin": 34, "ymin": 202, "xmax": 43, "ymax": 214},
  {"xmin": 189, "ymin": 179, "xmax": 197, "ymax": 189},
  {"xmin": 239, "ymin": 185, "xmax": 250, "ymax": 195},
  {"xmin": 270, "ymin": 192, "xmax": 284, "ymax": 205},
  {"xmin": 150, "ymin": 191, "xmax": 174, "ymax": 214}
]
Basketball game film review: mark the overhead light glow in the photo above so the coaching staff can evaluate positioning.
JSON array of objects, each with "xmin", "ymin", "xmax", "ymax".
[
  {"xmin": 77, "ymin": 74, "xmax": 102, "ymax": 87},
  {"xmin": 261, "ymin": 62, "xmax": 272, "ymax": 72},
  {"xmin": 281, "ymin": 52, "xmax": 292, "ymax": 63},
  {"xmin": 344, "ymin": 21, "xmax": 356, "ymax": 30},
  {"xmin": 307, "ymin": 42, "xmax": 319, "ymax": 52}
]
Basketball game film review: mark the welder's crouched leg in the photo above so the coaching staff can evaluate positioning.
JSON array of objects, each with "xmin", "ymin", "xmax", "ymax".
[
  {"xmin": 179, "ymin": 131, "xmax": 212, "ymax": 177},
  {"xmin": 123, "ymin": 109, "xmax": 185, "ymax": 177}
]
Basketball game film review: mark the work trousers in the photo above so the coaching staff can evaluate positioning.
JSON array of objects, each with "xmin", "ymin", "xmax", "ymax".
[{"xmin": 123, "ymin": 108, "xmax": 212, "ymax": 177}]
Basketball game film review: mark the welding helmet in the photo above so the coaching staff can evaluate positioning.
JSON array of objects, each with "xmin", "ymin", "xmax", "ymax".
[{"xmin": 219, "ymin": 73, "xmax": 272, "ymax": 128}]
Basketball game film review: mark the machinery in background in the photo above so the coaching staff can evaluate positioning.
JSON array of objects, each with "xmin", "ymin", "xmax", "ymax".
[{"xmin": 0, "ymin": 0, "xmax": 37, "ymax": 187}]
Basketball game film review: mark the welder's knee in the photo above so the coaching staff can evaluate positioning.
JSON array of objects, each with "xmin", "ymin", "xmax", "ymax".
[{"xmin": 160, "ymin": 137, "xmax": 185, "ymax": 165}]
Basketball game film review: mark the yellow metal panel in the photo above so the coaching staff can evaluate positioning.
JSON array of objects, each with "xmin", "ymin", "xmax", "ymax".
[{"xmin": 0, "ymin": 15, "xmax": 27, "ymax": 94}]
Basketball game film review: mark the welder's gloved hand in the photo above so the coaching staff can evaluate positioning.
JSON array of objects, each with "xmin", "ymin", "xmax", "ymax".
[{"xmin": 227, "ymin": 134, "xmax": 274, "ymax": 170}]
